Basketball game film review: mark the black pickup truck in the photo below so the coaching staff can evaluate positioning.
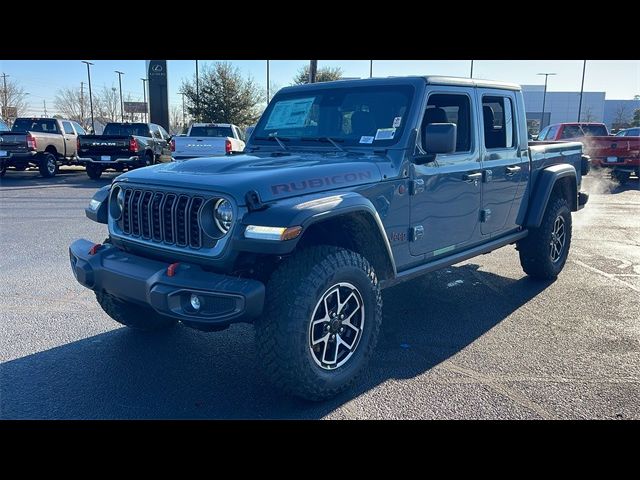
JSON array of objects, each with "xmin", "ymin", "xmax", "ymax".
[{"xmin": 77, "ymin": 122, "xmax": 172, "ymax": 179}]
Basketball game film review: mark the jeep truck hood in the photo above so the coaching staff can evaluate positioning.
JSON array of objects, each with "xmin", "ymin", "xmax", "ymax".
[{"xmin": 116, "ymin": 153, "xmax": 383, "ymax": 204}]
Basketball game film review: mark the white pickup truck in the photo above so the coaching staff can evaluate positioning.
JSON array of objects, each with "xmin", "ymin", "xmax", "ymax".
[{"xmin": 171, "ymin": 123, "xmax": 246, "ymax": 160}]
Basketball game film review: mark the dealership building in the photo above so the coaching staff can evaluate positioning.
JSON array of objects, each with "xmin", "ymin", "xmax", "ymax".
[{"xmin": 521, "ymin": 85, "xmax": 640, "ymax": 134}]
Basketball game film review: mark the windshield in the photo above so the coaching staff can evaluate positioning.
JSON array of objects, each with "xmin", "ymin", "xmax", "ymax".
[
  {"xmin": 103, "ymin": 123, "xmax": 150, "ymax": 137},
  {"xmin": 12, "ymin": 118, "xmax": 58, "ymax": 133},
  {"xmin": 189, "ymin": 126, "xmax": 233, "ymax": 137},
  {"xmin": 252, "ymin": 85, "xmax": 414, "ymax": 147},
  {"xmin": 617, "ymin": 128, "xmax": 639, "ymax": 137}
]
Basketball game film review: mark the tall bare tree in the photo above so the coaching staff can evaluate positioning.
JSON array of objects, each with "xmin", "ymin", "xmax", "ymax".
[
  {"xmin": 94, "ymin": 86, "xmax": 120, "ymax": 124},
  {"xmin": 1, "ymin": 78, "xmax": 29, "ymax": 124},
  {"xmin": 580, "ymin": 106, "xmax": 595, "ymax": 123},
  {"xmin": 169, "ymin": 105, "xmax": 184, "ymax": 134},
  {"xmin": 612, "ymin": 104, "xmax": 632, "ymax": 128},
  {"xmin": 54, "ymin": 86, "xmax": 88, "ymax": 126}
]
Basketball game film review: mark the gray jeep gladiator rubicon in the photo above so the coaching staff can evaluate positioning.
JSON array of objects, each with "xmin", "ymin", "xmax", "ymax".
[{"xmin": 70, "ymin": 76, "xmax": 589, "ymax": 400}]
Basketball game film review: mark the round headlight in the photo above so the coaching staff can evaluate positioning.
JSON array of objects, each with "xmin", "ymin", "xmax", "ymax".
[
  {"xmin": 213, "ymin": 198, "xmax": 233, "ymax": 234},
  {"xmin": 110, "ymin": 186, "xmax": 124, "ymax": 220}
]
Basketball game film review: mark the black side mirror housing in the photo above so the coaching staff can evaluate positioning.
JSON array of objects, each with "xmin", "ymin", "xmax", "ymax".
[{"xmin": 423, "ymin": 123, "xmax": 457, "ymax": 154}]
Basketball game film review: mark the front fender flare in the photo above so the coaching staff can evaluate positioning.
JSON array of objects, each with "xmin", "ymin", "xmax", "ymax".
[{"xmin": 233, "ymin": 191, "xmax": 396, "ymax": 273}]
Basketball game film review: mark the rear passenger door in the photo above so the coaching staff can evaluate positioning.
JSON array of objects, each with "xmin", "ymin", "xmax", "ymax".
[
  {"xmin": 409, "ymin": 88, "xmax": 482, "ymax": 258},
  {"xmin": 61, "ymin": 121, "xmax": 77, "ymax": 157},
  {"xmin": 478, "ymin": 90, "xmax": 527, "ymax": 235}
]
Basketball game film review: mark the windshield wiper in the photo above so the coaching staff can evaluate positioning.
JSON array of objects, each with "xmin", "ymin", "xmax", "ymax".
[
  {"xmin": 253, "ymin": 134, "xmax": 288, "ymax": 151},
  {"xmin": 300, "ymin": 136, "xmax": 345, "ymax": 152}
]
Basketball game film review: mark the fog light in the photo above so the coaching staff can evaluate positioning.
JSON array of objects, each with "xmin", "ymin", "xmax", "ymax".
[{"xmin": 190, "ymin": 294, "xmax": 201, "ymax": 311}]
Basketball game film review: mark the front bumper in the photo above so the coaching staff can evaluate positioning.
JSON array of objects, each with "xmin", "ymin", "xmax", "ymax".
[
  {"xmin": 78, "ymin": 155, "xmax": 140, "ymax": 165},
  {"xmin": 69, "ymin": 239, "xmax": 265, "ymax": 329}
]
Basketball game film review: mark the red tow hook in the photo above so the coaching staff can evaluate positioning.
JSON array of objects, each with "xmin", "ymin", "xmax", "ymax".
[
  {"xmin": 88, "ymin": 243, "xmax": 102, "ymax": 255},
  {"xmin": 167, "ymin": 262, "xmax": 180, "ymax": 277}
]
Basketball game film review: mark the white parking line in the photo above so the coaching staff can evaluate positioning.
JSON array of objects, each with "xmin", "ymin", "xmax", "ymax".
[{"xmin": 572, "ymin": 259, "xmax": 640, "ymax": 293}]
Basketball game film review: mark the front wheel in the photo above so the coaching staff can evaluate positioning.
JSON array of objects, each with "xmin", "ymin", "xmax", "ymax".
[
  {"xmin": 38, "ymin": 153, "xmax": 58, "ymax": 178},
  {"xmin": 518, "ymin": 196, "xmax": 572, "ymax": 279},
  {"xmin": 96, "ymin": 291, "xmax": 177, "ymax": 331},
  {"xmin": 255, "ymin": 246, "xmax": 382, "ymax": 401}
]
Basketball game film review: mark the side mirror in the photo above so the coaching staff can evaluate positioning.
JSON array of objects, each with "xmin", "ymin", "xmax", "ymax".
[{"xmin": 424, "ymin": 123, "xmax": 457, "ymax": 154}]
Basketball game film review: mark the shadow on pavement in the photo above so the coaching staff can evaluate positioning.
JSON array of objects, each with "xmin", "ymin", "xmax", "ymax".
[
  {"xmin": 0, "ymin": 263, "xmax": 552, "ymax": 419},
  {"xmin": 0, "ymin": 168, "xmax": 119, "ymax": 190}
]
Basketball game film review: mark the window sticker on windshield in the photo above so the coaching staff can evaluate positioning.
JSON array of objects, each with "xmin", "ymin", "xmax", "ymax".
[
  {"xmin": 375, "ymin": 128, "xmax": 396, "ymax": 140},
  {"xmin": 359, "ymin": 136, "xmax": 374, "ymax": 144},
  {"xmin": 264, "ymin": 97, "xmax": 315, "ymax": 130},
  {"xmin": 393, "ymin": 117, "xmax": 402, "ymax": 128}
]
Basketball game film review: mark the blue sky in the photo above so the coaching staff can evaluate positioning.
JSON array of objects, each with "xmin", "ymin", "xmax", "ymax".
[{"xmin": 1, "ymin": 59, "xmax": 638, "ymax": 116}]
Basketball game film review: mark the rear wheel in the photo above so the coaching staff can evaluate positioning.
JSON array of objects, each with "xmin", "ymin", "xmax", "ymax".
[
  {"xmin": 38, "ymin": 152, "xmax": 58, "ymax": 178},
  {"xmin": 612, "ymin": 169, "xmax": 631, "ymax": 185},
  {"xmin": 96, "ymin": 291, "xmax": 177, "ymax": 331},
  {"xmin": 518, "ymin": 196, "xmax": 572, "ymax": 280},
  {"xmin": 86, "ymin": 163, "xmax": 103, "ymax": 180}
]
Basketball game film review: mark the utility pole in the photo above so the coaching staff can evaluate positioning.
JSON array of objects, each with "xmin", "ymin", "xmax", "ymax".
[
  {"xmin": 195, "ymin": 60, "xmax": 200, "ymax": 122},
  {"xmin": 43, "ymin": 100, "xmax": 48, "ymax": 117},
  {"xmin": 309, "ymin": 60, "xmax": 318, "ymax": 83},
  {"xmin": 141, "ymin": 78, "xmax": 148, "ymax": 123},
  {"xmin": 370, "ymin": 60, "xmax": 373, "ymax": 78},
  {"xmin": 577, "ymin": 60, "xmax": 587, "ymax": 122},
  {"xmin": 537, "ymin": 72, "xmax": 556, "ymax": 130},
  {"xmin": 1, "ymin": 73, "xmax": 8, "ymax": 122},
  {"xmin": 80, "ymin": 81, "xmax": 85, "ymax": 125},
  {"xmin": 115, "ymin": 70, "xmax": 125, "ymax": 122},
  {"xmin": 266, "ymin": 60, "xmax": 270, "ymax": 103},
  {"xmin": 81, "ymin": 61, "xmax": 95, "ymax": 134},
  {"xmin": 470, "ymin": 60, "xmax": 474, "ymax": 78}
]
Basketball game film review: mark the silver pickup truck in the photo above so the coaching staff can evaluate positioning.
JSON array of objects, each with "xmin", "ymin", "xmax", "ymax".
[
  {"xmin": 0, "ymin": 117, "xmax": 85, "ymax": 177},
  {"xmin": 171, "ymin": 123, "xmax": 246, "ymax": 160}
]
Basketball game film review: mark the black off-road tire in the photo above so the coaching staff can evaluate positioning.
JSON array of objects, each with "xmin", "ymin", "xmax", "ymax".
[
  {"xmin": 612, "ymin": 169, "xmax": 630, "ymax": 185},
  {"xmin": 96, "ymin": 291, "xmax": 177, "ymax": 331},
  {"xmin": 255, "ymin": 246, "xmax": 383, "ymax": 401},
  {"xmin": 518, "ymin": 196, "xmax": 572, "ymax": 280},
  {"xmin": 86, "ymin": 163, "xmax": 103, "ymax": 180},
  {"xmin": 39, "ymin": 152, "xmax": 58, "ymax": 178},
  {"xmin": 0, "ymin": 162, "xmax": 6, "ymax": 177}
]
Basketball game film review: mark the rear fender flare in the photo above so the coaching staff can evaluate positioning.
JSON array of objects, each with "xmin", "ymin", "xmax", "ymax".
[{"xmin": 525, "ymin": 164, "xmax": 577, "ymax": 228}]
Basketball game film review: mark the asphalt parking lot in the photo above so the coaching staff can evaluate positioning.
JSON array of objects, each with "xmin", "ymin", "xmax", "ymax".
[{"xmin": 0, "ymin": 167, "xmax": 638, "ymax": 419}]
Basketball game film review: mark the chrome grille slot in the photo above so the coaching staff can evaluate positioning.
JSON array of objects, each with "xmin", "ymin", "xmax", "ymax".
[{"xmin": 116, "ymin": 187, "xmax": 208, "ymax": 250}]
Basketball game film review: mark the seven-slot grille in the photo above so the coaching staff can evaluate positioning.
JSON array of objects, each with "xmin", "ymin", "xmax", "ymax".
[{"xmin": 120, "ymin": 188, "xmax": 205, "ymax": 249}]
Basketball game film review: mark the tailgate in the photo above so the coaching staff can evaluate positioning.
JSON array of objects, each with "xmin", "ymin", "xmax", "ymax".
[
  {"xmin": 0, "ymin": 132, "xmax": 28, "ymax": 154},
  {"xmin": 174, "ymin": 136, "xmax": 226, "ymax": 158},
  {"xmin": 78, "ymin": 135, "xmax": 132, "ymax": 156},
  {"xmin": 583, "ymin": 136, "xmax": 640, "ymax": 158}
]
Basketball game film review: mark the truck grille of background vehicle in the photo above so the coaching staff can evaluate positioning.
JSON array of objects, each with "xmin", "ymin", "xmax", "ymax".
[{"xmin": 120, "ymin": 188, "xmax": 204, "ymax": 249}]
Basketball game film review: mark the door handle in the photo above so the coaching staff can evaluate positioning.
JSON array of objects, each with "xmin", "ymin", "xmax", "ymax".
[
  {"xmin": 506, "ymin": 165, "xmax": 521, "ymax": 176},
  {"xmin": 463, "ymin": 172, "xmax": 483, "ymax": 183}
]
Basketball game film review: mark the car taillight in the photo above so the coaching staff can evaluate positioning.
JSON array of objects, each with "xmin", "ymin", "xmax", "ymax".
[
  {"xmin": 225, "ymin": 139, "xmax": 232, "ymax": 154},
  {"xmin": 129, "ymin": 137, "xmax": 139, "ymax": 152},
  {"xmin": 170, "ymin": 138, "xmax": 175, "ymax": 152},
  {"xmin": 27, "ymin": 133, "xmax": 37, "ymax": 151}
]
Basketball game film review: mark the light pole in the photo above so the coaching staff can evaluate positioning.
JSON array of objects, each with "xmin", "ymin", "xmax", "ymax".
[
  {"xmin": 141, "ymin": 78, "xmax": 148, "ymax": 123},
  {"xmin": 370, "ymin": 60, "xmax": 373, "ymax": 78},
  {"xmin": 115, "ymin": 71, "xmax": 125, "ymax": 122},
  {"xmin": 195, "ymin": 60, "xmax": 200, "ymax": 122},
  {"xmin": 81, "ymin": 61, "xmax": 95, "ymax": 134},
  {"xmin": 470, "ymin": 60, "xmax": 474, "ymax": 78},
  {"xmin": 309, "ymin": 60, "xmax": 318, "ymax": 83},
  {"xmin": 179, "ymin": 91, "xmax": 186, "ymax": 130},
  {"xmin": 577, "ymin": 60, "xmax": 587, "ymax": 122},
  {"xmin": 266, "ymin": 60, "xmax": 270, "ymax": 103},
  {"xmin": 537, "ymin": 72, "xmax": 556, "ymax": 130}
]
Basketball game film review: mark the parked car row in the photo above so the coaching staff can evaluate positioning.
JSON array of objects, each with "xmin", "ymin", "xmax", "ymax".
[{"xmin": 534, "ymin": 122, "xmax": 640, "ymax": 184}]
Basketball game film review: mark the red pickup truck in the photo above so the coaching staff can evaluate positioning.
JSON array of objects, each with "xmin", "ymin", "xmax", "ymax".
[{"xmin": 537, "ymin": 122, "xmax": 639, "ymax": 184}]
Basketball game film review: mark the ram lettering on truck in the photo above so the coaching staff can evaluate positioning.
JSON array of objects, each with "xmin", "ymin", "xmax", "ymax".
[
  {"xmin": 171, "ymin": 123, "xmax": 246, "ymax": 160},
  {"xmin": 70, "ymin": 76, "xmax": 589, "ymax": 400}
]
